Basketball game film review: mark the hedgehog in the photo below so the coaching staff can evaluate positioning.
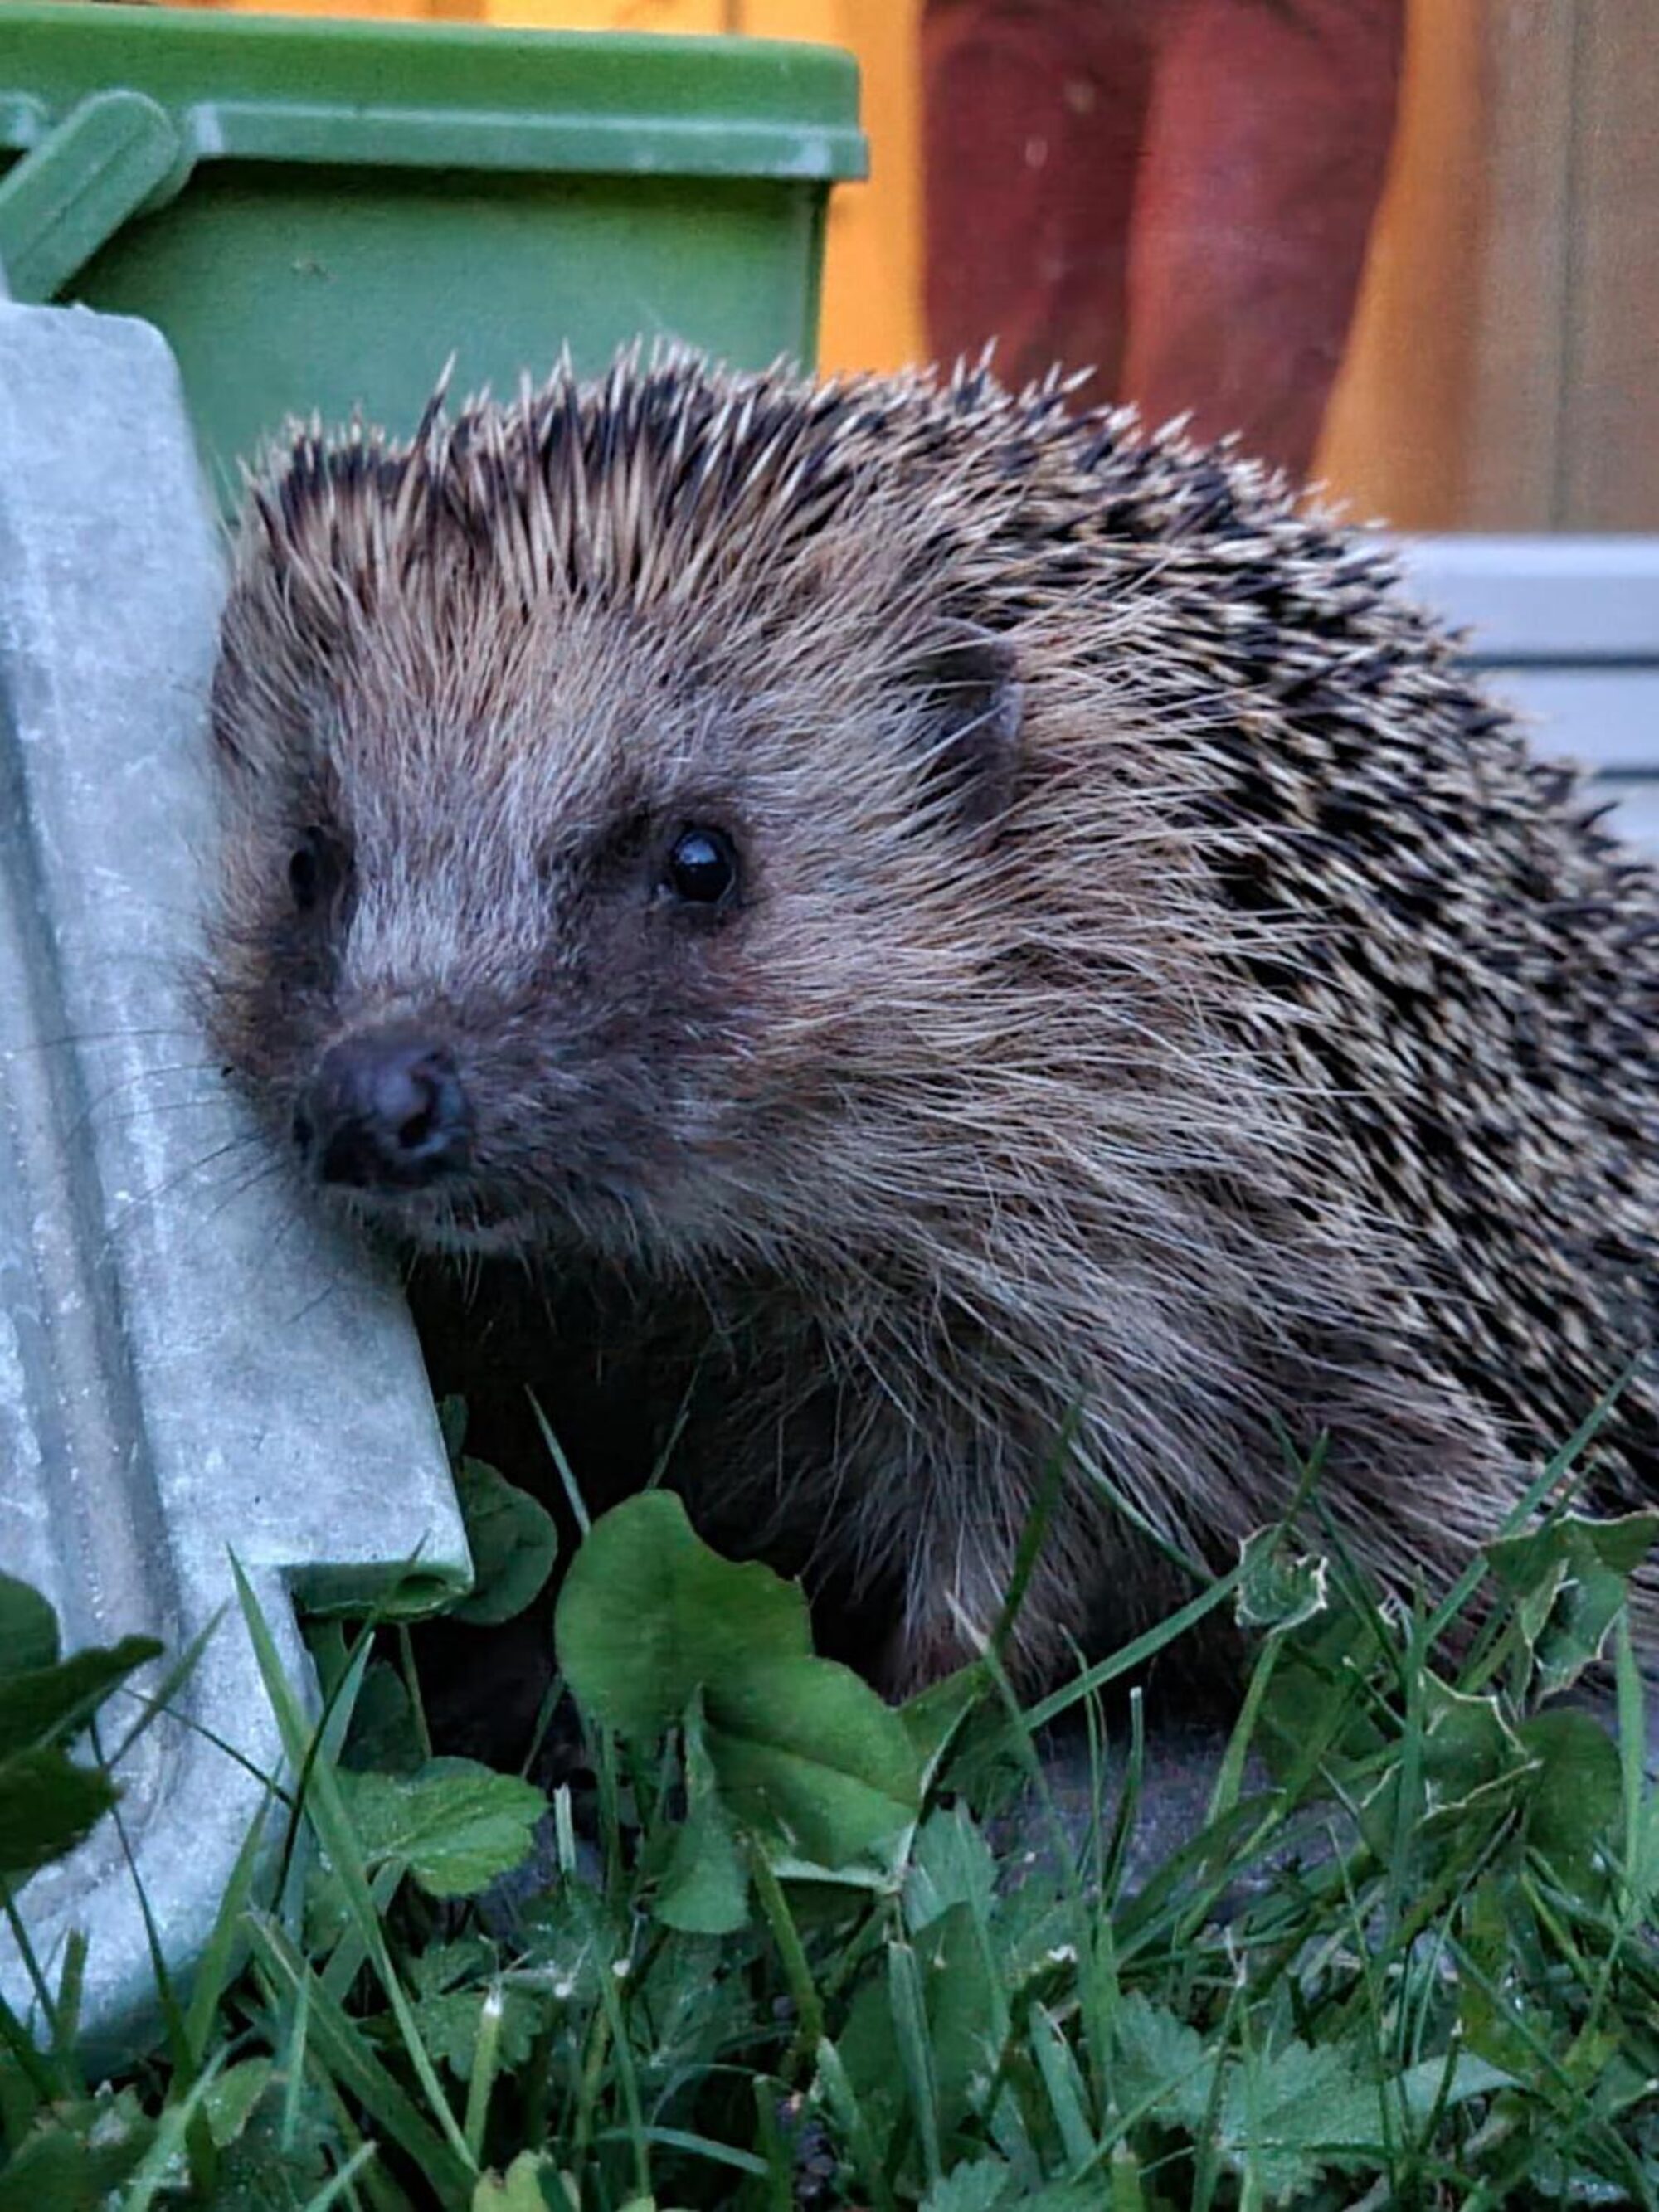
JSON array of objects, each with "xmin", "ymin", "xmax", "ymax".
[{"xmin": 203, "ymin": 349, "xmax": 1659, "ymax": 1704}]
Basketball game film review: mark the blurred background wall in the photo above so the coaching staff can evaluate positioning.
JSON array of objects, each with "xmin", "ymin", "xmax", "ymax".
[{"xmin": 163, "ymin": 0, "xmax": 1659, "ymax": 535}]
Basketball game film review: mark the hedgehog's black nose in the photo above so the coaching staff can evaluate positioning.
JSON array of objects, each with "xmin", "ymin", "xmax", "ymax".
[{"xmin": 296, "ymin": 1031, "xmax": 473, "ymax": 1192}]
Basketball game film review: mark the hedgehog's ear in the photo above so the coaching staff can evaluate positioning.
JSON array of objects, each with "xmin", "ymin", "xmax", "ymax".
[{"xmin": 910, "ymin": 632, "xmax": 1024, "ymax": 829}]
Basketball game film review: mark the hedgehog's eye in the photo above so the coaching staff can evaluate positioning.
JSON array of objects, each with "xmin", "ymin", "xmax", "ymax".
[
  {"xmin": 289, "ymin": 827, "xmax": 342, "ymax": 913},
  {"xmin": 663, "ymin": 827, "xmax": 738, "ymax": 909}
]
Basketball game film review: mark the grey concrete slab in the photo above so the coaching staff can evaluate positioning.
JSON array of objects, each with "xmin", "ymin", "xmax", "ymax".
[{"xmin": 0, "ymin": 299, "xmax": 471, "ymax": 2069}]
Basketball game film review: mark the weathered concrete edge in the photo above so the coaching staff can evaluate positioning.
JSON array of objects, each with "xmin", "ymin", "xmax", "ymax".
[{"xmin": 0, "ymin": 299, "xmax": 470, "ymax": 2068}]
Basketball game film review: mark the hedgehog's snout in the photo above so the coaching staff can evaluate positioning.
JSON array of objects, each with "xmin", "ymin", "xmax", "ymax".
[{"xmin": 294, "ymin": 1027, "xmax": 474, "ymax": 1194}]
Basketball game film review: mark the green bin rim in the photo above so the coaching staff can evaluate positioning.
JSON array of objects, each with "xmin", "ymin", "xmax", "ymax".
[{"xmin": 0, "ymin": 2, "xmax": 868, "ymax": 182}]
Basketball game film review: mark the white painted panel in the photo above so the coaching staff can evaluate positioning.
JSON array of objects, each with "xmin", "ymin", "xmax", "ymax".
[
  {"xmin": 1478, "ymin": 668, "xmax": 1659, "ymax": 771},
  {"xmin": 1393, "ymin": 535, "xmax": 1659, "ymax": 659},
  {"xmin": 1586, "ymin": 779, "xmax": 1659, "ymax": 857}
]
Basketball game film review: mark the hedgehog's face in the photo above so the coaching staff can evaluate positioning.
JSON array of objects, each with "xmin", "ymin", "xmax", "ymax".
[{"xmin": 205, "ymin": 525, "xmax": 1025, "ymax": 1272}]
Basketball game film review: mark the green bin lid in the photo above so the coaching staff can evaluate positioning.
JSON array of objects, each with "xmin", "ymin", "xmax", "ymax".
[{"xmin": 0, "ymin": 2, "xmax": 868, "ymax": 182}]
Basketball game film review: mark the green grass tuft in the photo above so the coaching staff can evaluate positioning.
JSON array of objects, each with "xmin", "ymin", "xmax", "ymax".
[{"xmin": 2, "ymin": 1427, "xmax": 1658, "ymax": 2210}]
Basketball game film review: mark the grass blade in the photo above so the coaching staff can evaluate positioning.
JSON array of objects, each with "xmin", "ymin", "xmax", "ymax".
[
  {"xmin": 246, "ymin": 1914, "xmax": 473, "ymax": 2200},
  {"xmin": 814, "ymin": 2036, "xmax": 898, "ymax": 2212},
  {"xmin": 299, "ymin": 2137, "xmax": 380, "ymax": 2212},
  {"xmin": 229, "ymin": 1558, "xmax": 476, "ymax": 2183},
  {"xmin": 886, "ymin": 1940, "xmax": 941, "ymax": 2190},
  {"xmin": 1028, "ymin": 2000, "xmax": 1096, "ymax": 2171}
]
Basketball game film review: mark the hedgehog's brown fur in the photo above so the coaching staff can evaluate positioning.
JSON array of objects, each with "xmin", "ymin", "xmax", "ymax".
[{"xmin": 206, "ymin": 349, "xmax": 1659, "ymax": 1699}]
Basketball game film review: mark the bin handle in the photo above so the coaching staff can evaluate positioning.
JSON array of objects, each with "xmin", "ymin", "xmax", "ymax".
[{"xmin": 0, "ymin": 90, "xmax": 193, "ymax": 306}]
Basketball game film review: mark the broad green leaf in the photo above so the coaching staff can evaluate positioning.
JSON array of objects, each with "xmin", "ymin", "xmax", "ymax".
[
  {"xmin": 205, "ymin": 2109, "xmax": 335, "ymax": 2209},
  {"xmin": 450, "ymin": 1460, "xmax": 559, "ymax": 1627},
  {"xmin": 0, "ymin": 1747, "xmax": 118, "ymax": 1879},
  {"xmin": 473, "ymin": 2151, "xmax": 574, "ymax": 2210},
  {"xmin": 1112, "ymin": 2026, "xmax": 1510, "ymax": 2204},
  {"xmin": 915, "ymin": 1905, "xmax": 1000, "ymax": 2140},
  {"xmin": 920, "ymin": 2159, "xmax": 1016, "ymax": 2211},
  {"xmin": 557, "ymin": 1496, "xmax": 918, "ymax": 1864},
  {"xmin": 508, "ymin": 1894, "xmax": 612, "ymax": 2007},
  {"xmin": 905, "ymin": 1804, "xmax": 996, "ymax": 1934},
  {"xmin": 1360, "ymin": 1680, "xmax": 1528, "ymax": 1856},
  {"xmin": 340, "ymin": 1758, "xmax": 547, "ymax": 1898},
  {"xmin": 0, "ymin": 1636, "xmax": 163, "ymax": 1761},
  {"xmin": 830, "ymin": 1909, "xmax": 993, "ymax": 2166},
  {"xmin": 1488, "ymin": 1511, "xmax": 1659, "ymax": 1693},
  {"xmin": 0, "ymin": 1573, "xmax": 58, "ymax": 1675},
  {"xmin": 1217, "ymin": 2038, "xmax": 1384, "ymax": 2197},
  {"xmin": 411, "ymin": 1935, "xmax": 496, "ymax": 1998},
  {"xmin": 1420, "ymin": 1682, "xmax": 1526, "ymax": 1819},
  {"xmin": 1112, "ymin": 1992, "xmax": 1215, "ymax": 2131},
  {"xmin": 202, "ymin": 2059, "xmax": 275, "ymax": 2150},
  {"xmin": 1393, "ymin": 2049, "xmax": 1515, "ymax": 2122},
  {"xmin": 412, "ymin": 1986, "xmax": 540, "ymax": 2083},
  {"xmin": 1489, "ymin": 1508, "xmax": 1659, "ymax": 1599},
  {"xmin": 1235, "ymin": 1527, "xmax": 1329, "ymax": 1632},
  {"xmin": 1518, "ymin": 1707, "xmax": 1622, "ymax": 1887},
  {"xmin": 654, "ymin": 1700, "xmax": 749, "ymax": 1934},
  {"xmin": 1259, "ymin": 1603, "xmax": 1391, "ymax": 1777},
  {"xmin": 339, "ymin": 1659, "xmax": 426, "ymax": 1777},
  {"xmin": 1457, "ymin": 1877, "xmax": 1554, "ymax": 2074},
  {"xmin": 1565, "ymin": 2029, "xmax": 1655, "ymax": 2127},
  {"xmin": 0, "ymin": 2105, "xmax": 152, "ymax": 2211},
  {"xmin": 900, "ymin": 1665, "xmax": 988, "ymax": 1787},
  {"xmin": 556, "ymin": 1492, "xmax": 810, "ymax": 1736},
  {"xmin": 703, "ymin": 1656, "xmax": 920, "ymax": 1865}
]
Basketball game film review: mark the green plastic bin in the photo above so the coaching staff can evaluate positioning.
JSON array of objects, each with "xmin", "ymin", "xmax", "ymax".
[{"xmin": 0, "ymin": 2, "xmax": 866, "ymax": 496}]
